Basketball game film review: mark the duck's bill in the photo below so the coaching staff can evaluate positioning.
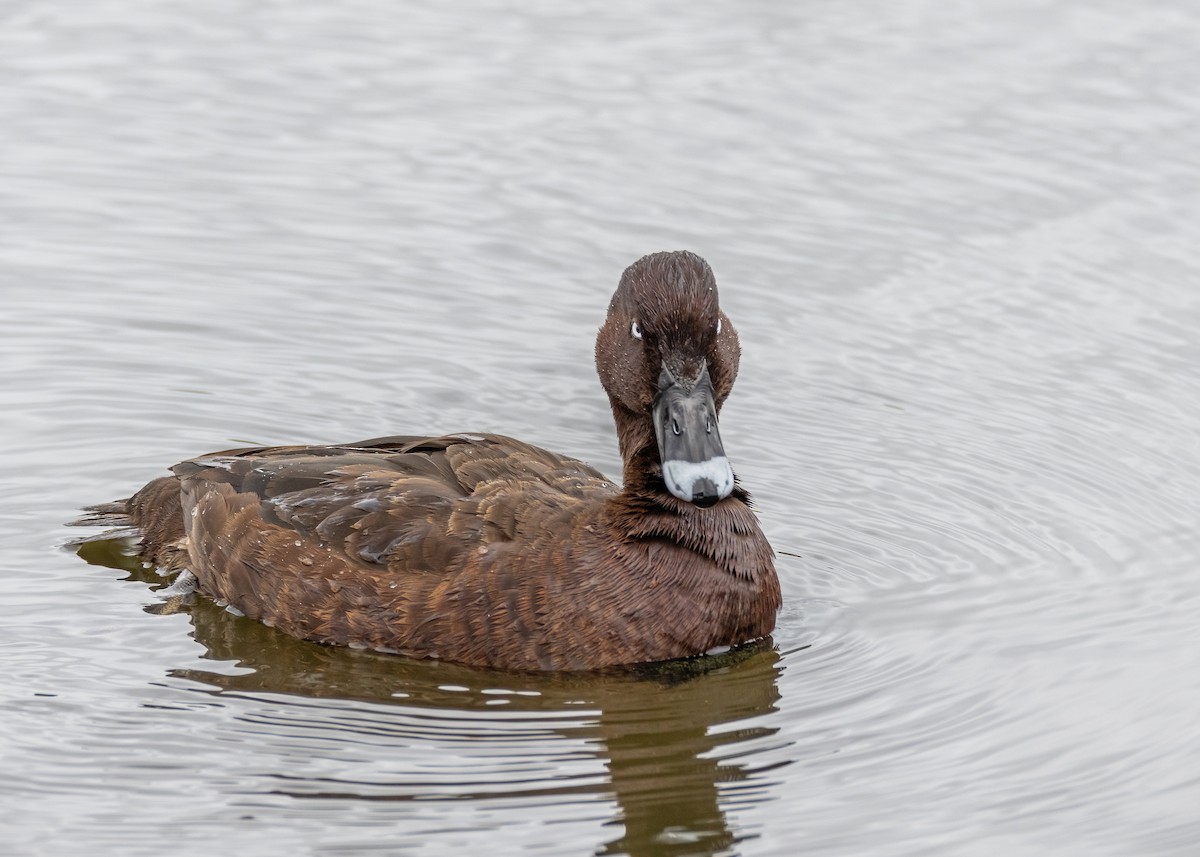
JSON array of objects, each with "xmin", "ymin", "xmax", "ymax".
[{"xmin": 653, "ymin": 363, "xmax": 735, "ymax": 507}]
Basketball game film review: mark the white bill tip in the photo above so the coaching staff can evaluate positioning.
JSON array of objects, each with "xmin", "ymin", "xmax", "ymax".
[{"xmin": 662, "ymin": 456, "xmax": 734, "ymax": 503}]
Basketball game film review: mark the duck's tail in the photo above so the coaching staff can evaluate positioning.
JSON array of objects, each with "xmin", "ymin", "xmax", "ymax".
[
  {"xmin": 68, "ymin": 498, "xmax": 139, "ymax": 545},
  {"xmin": 74, "ymin": 499, "xmax": 135, "ymax": 529},
  {"xmin": 69, "ymin": 476, "xmax": 189, "ymax": 571}
]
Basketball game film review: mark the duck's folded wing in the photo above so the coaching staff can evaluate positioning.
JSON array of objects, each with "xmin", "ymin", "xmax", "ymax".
[{"xmin": 172, "ymin": 433, "xmax": 613, "ymax": 576}]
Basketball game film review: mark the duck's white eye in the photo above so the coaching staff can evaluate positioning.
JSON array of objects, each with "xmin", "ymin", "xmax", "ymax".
[
  {"xmin": 631, "ymin": 321, "xmax": 642, "ymax": 340},
  {"xmin": 716, "ymin": 318, "xmax": 722, "ymax": 334}
]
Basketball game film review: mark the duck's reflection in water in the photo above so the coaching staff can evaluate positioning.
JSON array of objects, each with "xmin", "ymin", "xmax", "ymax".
[{"xmin": 80, "ymin": 538, "xmax": 787, "ymax": 857}]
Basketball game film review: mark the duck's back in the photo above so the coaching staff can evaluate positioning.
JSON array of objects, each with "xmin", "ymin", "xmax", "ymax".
[{"xmin": 178, "ymin": 432, "xmax": 615, "ymax": 572}]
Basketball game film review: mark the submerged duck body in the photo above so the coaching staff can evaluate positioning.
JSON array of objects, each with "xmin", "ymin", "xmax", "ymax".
[{"xmin": 91, "ymin": 251, "xmax": 781, "ymax": 671}]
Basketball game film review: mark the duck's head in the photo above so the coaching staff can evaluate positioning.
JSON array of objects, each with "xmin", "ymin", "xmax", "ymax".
[{"xmin": 596, "ymin": 251, "xmax": 741, "ymax": 507}]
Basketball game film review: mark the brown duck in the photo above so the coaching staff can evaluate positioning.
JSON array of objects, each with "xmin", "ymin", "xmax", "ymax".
[{"xmin": 84, "ymin": 251, "xmax": 781, "ymax": 670}]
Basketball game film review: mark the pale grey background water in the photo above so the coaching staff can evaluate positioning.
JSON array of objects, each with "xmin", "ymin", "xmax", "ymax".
[{"xmin": 3, "ymin": 1, "xmax": 1199, "ymax": 855}]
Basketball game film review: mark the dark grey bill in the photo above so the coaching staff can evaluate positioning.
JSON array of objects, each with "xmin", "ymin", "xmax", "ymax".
[{"xmin": 652, "ymin": 362, "xmax": 735, "ymax": 506}]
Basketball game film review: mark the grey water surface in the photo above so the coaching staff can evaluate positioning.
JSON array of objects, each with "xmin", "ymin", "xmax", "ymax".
[{"xmin": 3, "ymin": 1, "xmax": 1200, "ymax": 855}]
